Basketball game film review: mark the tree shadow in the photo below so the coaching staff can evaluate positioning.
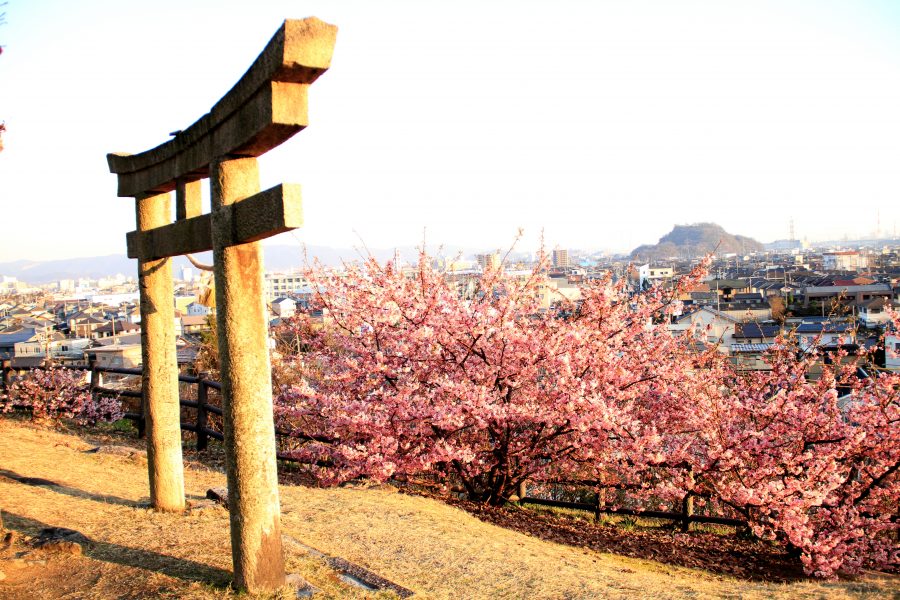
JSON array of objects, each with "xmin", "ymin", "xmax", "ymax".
[
  {"xmin": 2, "ymin": 512, "xmax": 232, "ymax": 587},
  {"xmin": 0, "ymin": 468, "xmax": 138, "ymax": 507}
]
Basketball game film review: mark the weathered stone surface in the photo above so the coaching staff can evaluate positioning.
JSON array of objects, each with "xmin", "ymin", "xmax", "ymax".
[
  {"xmin": 2, "ymin": 531, "xmax": 19, "ymax": 550},
  {"xmin": 125, "ymin": 184, "xmax": 302, "ymax": 260},
  {"xmin": 88, "ymin": 445, "xmax": 148, "ymax": 459},
  {"xmin": 176, "ymin": 178, "xmax": 202, "ymax": 220},
  {"xmin": 205, "ymin": 487, "xmax": 229, "ymax": 508},
  {"xmin": 36, "ymin": 540, "xmax": 82, "ymax": 556},
  {"xmin": 34, "ymin": 527, "xmax": 89, "ymax": 550},
  {"xmin": 15, "ymin": 477, "xmax": 58, "ymax": 487},
  {"xmin": 285, "ymin": 573, "xmax": 322, "ymax": 598},
  {"xmin": 136, "ymin": 191, "xmax": 185, "ymax": 513},
  {"xmin": 326, "ymin": 556, "xmax": 415, "ymax": 598},
  {"xmin": 212, "ymin": 156, "xmax": 285, "ymax": 593}
]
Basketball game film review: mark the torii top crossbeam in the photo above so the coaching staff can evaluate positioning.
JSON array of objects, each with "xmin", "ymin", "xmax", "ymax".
[{"xmin": 108, "ymin": 18, "xmax": 336, "ymax": 197}]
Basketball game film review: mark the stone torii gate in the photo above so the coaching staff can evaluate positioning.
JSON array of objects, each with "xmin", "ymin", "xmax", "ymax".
[{"xmin": 107, "ymin": 18, "xmax": 337, "ymax": 593}]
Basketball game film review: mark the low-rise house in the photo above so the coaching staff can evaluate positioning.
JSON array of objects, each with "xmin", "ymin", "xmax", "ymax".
[
  {"xmin": 0, "ymin": 326, "xmax": 42, "ymax": 360},
  {"xmin": 186, "ymin": 302, "xmax": 211, "ymax": 317},
  {"xmin": 94, "ymin": 332, "xmax": 142, "ymax": 347},
  {"xmin": 801, "ymin": 283, "xmax": 892, "ymax": 308},
  {"xmin": 793, "ymin": 320, "xmax": 857, "ymax": 348},
  {"xmin": 886, "ymin": 330, "xmax": 900, "ymax": 371},
  {"xmin": 181, "ymin": 315, "xmax": 210, "ymax": 334},
  {"xmin": 93, "ymin": 320, "xmax": 141, "ymax": 339},
  {"xmin": 857, "ymin": 298, "xmax": 891, "ymax": 329},
  {"xmin": 716, "ymin": 305, "xmax": 772, "ymax": 322},
  {"xmin": 88, "ymin": 344, "xmax": 143, "ymax": 369},
  {"xmin": 733, "ymin": 323, "xmax": 781, "ymax": 344},
  {"xmin": 49, "ymin": 338, "xmax": 92, "ymax": 367},
  {"xmin": 706, "ymin": 279, "xmax": 751, "ymax": 298},
  {"xmin": 669, "ymin": 307, "xmax": 740, "ymax": 353},
  {"xmin": 70, "ymin": 314, "xmax": 108, "ymax": 338},
  {"xmin": 271, "ymin": 297, "xmax": 296, "ymax": 318},
  {"xmin": 729, "ymin": 343, "xmax": 774, "ymax": 371}
]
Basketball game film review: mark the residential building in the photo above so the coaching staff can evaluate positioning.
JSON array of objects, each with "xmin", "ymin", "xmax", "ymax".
[
  {"xmin": 669, "ymin": 307, "xmax": 740, "ymax": 353},
  {"xmin": 477, "ymin": 252, "xmax": 501, "ymax": 272},
  {"xmin": 271, "ymin": 297, "xmax": 297, "ymax": 318},
  {"xmin": 823, "ymin": 251, "xmax": 869, "ymax": 271},
  {"xmin": 264, "ymin": 272, "xmax": 310, "ymax": 301},
  {"xmin": 186, "ymin": 302, "xmax": 211, "ymax": 317},
  {"xmin": 552, "ymin": 249, "xmax": 570, "ymax": 269},
  {"xmin": 89, "ymin": 344, "xmax": 143, "ymax": 369},
  {"xmin": 647, "ymin": 266, "xmax": 674, "ymax": 281},
  {"xmin": 886, "ymin": 330, "xmax": 900, "ymax": 371},
  {"xmin": 857, "ymin": 298, "xmax": 891, "ymax": 329}
]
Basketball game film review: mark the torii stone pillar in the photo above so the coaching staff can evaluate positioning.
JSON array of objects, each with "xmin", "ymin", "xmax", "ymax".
[
  {"xmin": 136, "ymin": 190, "xmax": 185, "ymax": 512},
  {"xmin": 211, "ymin": 156, "xmax": 285, "ymax": 587},
  {"xmin": 107, "ymin": 18, "xmax": 337, "ymax": 592}
]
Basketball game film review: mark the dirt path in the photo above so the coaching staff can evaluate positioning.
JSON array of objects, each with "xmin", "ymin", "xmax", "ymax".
[{"xmin": 1, "ymin": 419, "xmax": 897, "ymax": 599}]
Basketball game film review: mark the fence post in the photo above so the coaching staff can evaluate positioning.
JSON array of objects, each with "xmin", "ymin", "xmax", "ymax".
[
  {"xmin": 681, "ymin": 467, "xmax": 695, "ymax": 533},
  {"xmin": 681, "ymin": 493, "xmax": 694, "ymax": 532},
  {"xmin": 1, "ymin": 359, "xmax": 10, "ymax": 392},
  {"xmin": 196, "ymin": 379, "xmax": 209, "ymax": 451},
  {"xmin": 517, "ymin": 480, "xmax": 527, "ymax": 502},
  {"xmin": 89, "ymin": 360, "xmax": 101, "ymax": 403},
  {"xmin": 135, "ymin": 365, "xmax": 146, "ymax": 438}
]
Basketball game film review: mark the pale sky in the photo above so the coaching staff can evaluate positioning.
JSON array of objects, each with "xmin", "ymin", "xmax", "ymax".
[{"xmin": 2, "ymin": 0, "xmax": 900, "ymax": 262}]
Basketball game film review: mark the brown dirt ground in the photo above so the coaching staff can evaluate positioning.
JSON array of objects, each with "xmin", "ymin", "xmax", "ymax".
[{"xmin": 1, "ymin": 418, "xmax": 898, "ymax": 599}]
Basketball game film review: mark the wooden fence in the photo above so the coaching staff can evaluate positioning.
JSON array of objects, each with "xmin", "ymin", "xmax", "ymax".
[
  {"xmin": 2, "ymin": 360, "xmax": 748, "ymax": 529},
  {"xmin": 518, "ymin": 494, "xmax": 746, "ymax": 529},
  {"xmin": 0, "ymin": 361, "xmax": 301, "ymax": 461}
]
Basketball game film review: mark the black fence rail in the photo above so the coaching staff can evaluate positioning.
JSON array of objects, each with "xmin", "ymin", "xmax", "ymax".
[
  {"xmin": 519, "ymin": 495, "xmax": 747, "ymax": 529},
  {"xmin": 0, "ymin": 361, "xmax": 306, "ymax": 463}
]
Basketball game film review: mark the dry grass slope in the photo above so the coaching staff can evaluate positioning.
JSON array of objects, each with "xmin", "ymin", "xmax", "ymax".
[{"xmin": 0, "ymin": 419, "xmax": 896, "ymax": 599}]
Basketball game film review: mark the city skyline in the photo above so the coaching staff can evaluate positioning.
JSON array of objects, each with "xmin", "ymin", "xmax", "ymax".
[{"xmin": 2, "ymin": 0, "xmax": 900, "ymax": 262}]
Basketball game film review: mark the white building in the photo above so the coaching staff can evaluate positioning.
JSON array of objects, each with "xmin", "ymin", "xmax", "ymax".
[
  {"xmin": 647, "ymin": 266, "xmax": 674, "ymax": 281},
  {"xmin": 264, "ymin": 272, "xmax": 310, "ymax": 301},
  {"xmin": 887, "ymin": 331, "xmax": 900, "ymax": 371},
  {"xmin": 823, "ymin": 251, "xmax": 869, "ymax": 271},
  {"xmin": 186, "ymin": 302, "xmax": 211, "ymax": 316},
  {"xmin": 669, "ymin": 307, "xmax": 740, "ymax": 353},
  {"xmin": 271, "ymin": 297, "xmax": 297, "ymax": 318}
]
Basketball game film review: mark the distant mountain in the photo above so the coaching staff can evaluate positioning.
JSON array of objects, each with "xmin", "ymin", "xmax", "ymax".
[
  {"xmin": 630, "ymin": 223, "xmax": 763, "ymax": 261},
  {"xmin": 0, "ymin": 244, "xmax": 478, "ymax": 284}
]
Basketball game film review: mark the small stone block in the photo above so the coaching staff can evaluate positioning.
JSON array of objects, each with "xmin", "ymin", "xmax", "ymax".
[
  {"xmin": 205, "ymin": 487, "xmax": 229, "ymax": 508},
  {"xmin": 34, "ymin": 527, "xmax": 89, "ymax": 551},
  {"xmin": 2, "ymin": 531, "xmax": 18, "ymax": 549},
  {"xmin": 286, "ymin": 573, "xmax": 322, "ymax": 598}
]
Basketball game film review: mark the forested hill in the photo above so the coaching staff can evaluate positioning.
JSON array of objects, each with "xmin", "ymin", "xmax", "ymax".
[{"xmin": 630, "ymin": 223, "xmax": 763, "ymax": 261}]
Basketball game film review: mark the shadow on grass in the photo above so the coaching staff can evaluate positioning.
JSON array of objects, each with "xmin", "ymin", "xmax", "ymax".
[
  {"xmin": 3, "ymin": 512, "xmax": 233, "ymax": 588},
  {"xmin": 0, "ymin": 468, "xmax": 137, "ymax": 507},
  {"xmin": 445, "ymin": 495, "xmax": 811, "ymax": 583}
]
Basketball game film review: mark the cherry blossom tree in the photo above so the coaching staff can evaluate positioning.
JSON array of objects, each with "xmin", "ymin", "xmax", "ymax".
[
  {"xmin": 274, "ymin": 250, "xmax": 706, "ymax": 504},
  {"xmin": 1, "ymin": 366, "xmax": 122, "ymax": 426},
  {"xmin": 623, "ymin": 328, "xmax": 899, "ymax": 577}
]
